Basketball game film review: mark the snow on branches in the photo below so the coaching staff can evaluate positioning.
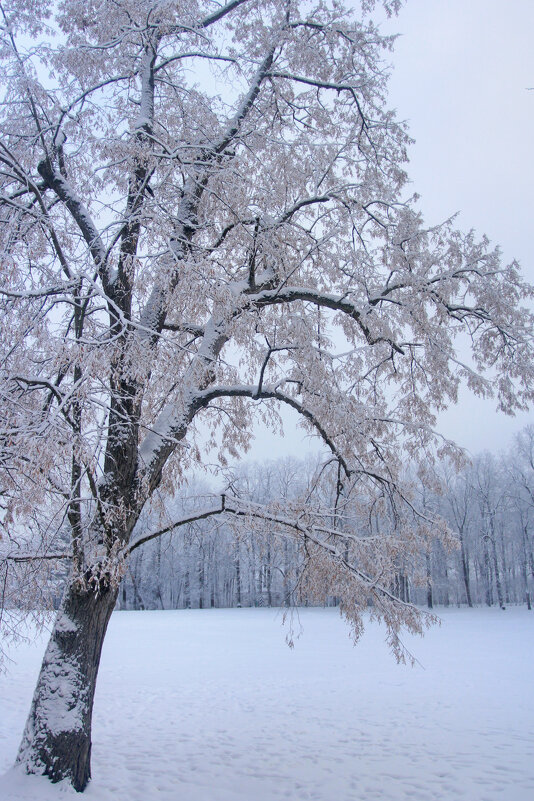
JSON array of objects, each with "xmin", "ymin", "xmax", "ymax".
[
  {"xmin": 1, "ymin": 0, "xmax": 533, "ymax": 645},
  {"xmin": 0, "ymin": 0, "xmax": 533, "ymax": 786}
]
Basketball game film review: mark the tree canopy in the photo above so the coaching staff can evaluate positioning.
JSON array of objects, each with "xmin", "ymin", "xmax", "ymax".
[{"xmin": 0, "ymin": 0, "xmax": 533, "ymax": 790}]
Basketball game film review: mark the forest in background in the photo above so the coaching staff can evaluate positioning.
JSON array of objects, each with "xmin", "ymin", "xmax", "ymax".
[{"xmin": 116, "ymin": 426, "xmax": 534, "ymax": 613}]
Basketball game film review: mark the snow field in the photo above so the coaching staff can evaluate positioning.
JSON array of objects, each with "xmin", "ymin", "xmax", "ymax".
[{"xmin": 0, "ymin": 607, "xmax": 533, "ymax": 800}]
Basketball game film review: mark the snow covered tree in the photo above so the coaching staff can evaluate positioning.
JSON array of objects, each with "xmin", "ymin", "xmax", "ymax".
[
  {"xmin": 1, "ymin": 0, "xmax": 533, "ymax": 790},
  {"xmin": 505, "ymin": 428, "xmax": 534, "ymax": 609}
]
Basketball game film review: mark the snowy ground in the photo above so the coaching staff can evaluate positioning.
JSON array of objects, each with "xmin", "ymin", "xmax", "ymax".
[{"xmin": 0, "ymin": 607, "xmax": 533, "ymax": 801}]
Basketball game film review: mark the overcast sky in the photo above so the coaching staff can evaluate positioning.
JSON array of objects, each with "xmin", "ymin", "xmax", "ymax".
[
  {"xmin": 382, "ymin": 0, "xmax": 534, "ymax": 455},
  {"xmin": 240, "ymin": 0, "xmax": 534, "ymax": 464}
]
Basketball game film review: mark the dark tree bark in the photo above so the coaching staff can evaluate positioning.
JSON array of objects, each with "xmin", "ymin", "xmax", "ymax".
[
  {"xmin": 17, "ymin": 574, "xmax": 118, "ymax": 792},
  {"xmin": 266, "ymin": 541, "xmax": 272, "ymax": 607},
  {"xmin": 183, "ymin": 534, "xmax": 191, "ymax": 610},
  {"xmin": 283, "ymin": 539, "xmax": 291, "ymax": 607},
  {"xmin": 197, "ymin": 543, "xmax": 205, "ymax": 609},
  {"xmin": 483, "ymin": 537, "xmax": 493, "ymax": 606},
  {"xmin": 520, "ymin": 523, "xmax": 532, "ymax": 610},
  {"xmin": 130, "ymin": 555, "xmax": 146, "ymax": 611},
  {"xmin": 459, "ymin": 534, "xmax": 473, "ymax": 607},
  {"xmin": 234, "ymin": 538, "xmax": 242, "ymax": 608},
  {"xmin": 490, "ymin": 535, "xmax": 506, "ymax": 610},
  {"xmin": 425, "ymin": 550, "xmax": 433, "ymax": 609}
]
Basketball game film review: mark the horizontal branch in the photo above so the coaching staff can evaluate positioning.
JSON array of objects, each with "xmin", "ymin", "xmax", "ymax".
[
  {"xmin": 123, "ymin": 494, "xmax": 420, "ymax": 614},
  {"xmin": 127, "ymin": 498, "xmax": 227, "ymax": 554},
  {"xmin": 161, "ymin": 321, "xmax": 205, "ymax": 337},
  {"xmin": 0, "ymin": 282, "xmax": 76, "ymax": 299},
  {"xmin": 155, "ymin": 52, "xmax": 237, "ymax": 73},
  {"xmin": 268, "ymin": 72, "xmax": 357, "ymax": 92},
  {"xmin": 2, "ymin": 552, "xmax": 71, "ymax": 562}
]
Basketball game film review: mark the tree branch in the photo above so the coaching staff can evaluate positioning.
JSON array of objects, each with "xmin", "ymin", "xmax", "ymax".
[
  {"xmin": 127, "ymin": 498, "xmax": 227, "ymax": 554},
  {"xmin": 243, "ymin": 285, "xmax": 405, "ymax": 353}
]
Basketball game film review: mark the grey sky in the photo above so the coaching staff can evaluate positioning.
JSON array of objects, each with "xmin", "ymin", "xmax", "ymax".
[
  {"xmin": 384, "ymin": 0, "xmax": 532, "ymax": 277},
  {"xmin": 383, "ymin": 0, "xmax": 534, "ymax": 454},
  {"xmin": 240, "ymin": 0, "xmax": 533, "ymax": 463}
]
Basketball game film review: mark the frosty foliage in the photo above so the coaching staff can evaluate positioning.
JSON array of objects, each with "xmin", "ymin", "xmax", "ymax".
[{"xmin": 0, "ymin": 0, "xmax": 533, "ymax": 660}]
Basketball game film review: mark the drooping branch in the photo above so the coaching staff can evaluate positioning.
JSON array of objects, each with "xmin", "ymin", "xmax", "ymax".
[
  {"xmin": 243, "ymin": 285, "xmax": 405, "ymax": 353},
  {"xmin": 126, "ymin": 491, "xmax": 427, "ymax": 618},
  {"xmin": 222, "ymin": 496, "xmax": 422, "ymax": 610},
  {"xmin": 196, "ymin": 382, "xmax": 352, "ymax": 478},
  {"xmin": 111, "ymin": 483, "xmax": 429, "ymax": 627}
]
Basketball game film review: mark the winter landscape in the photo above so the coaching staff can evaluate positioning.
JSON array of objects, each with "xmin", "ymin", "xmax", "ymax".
[
  {"xmin": 1, "ymin": 0, "xmax": 533, "ymax": 797},
  {"xmin": 1, "ymin": 607, "xmax": 533, "ymax": 801}
]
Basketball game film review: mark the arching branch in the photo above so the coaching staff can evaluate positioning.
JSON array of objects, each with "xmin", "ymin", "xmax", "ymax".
[
  {"xmin": 196, "ymin": 383, "xmax": 352, "ymax": 477},
  {"xmin": 242, "ymin": 285, "xmax": 405, "ymax": 354}
]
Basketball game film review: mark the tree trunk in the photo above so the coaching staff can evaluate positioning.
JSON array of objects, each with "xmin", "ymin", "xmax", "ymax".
[
  {"xmin": 155, "ymin": 535, "xmax": 164, "ymax": 609},
  {"xmin": 459, "ymin": 533, "xmax": 473, "ymax": 607},
  {"xmin": 283, "ymin": 539, "xmax": 291, "ymax": 607},
  {"xmin": 208, "ymin": 540, "xmax": 217, "ymax": 608},
  {"xmin": 130, "ymin": 551, "xmax": 146, "ymax": 611},
  {"xmin": 442, "ymin": 562, "xmax": 450, "ymax": 607},
  {"xmin": 483, "ymin": 537, "xmax": 493, "ymax": 606},
  {"xmin": 234, "ymin": 539, "xmax": 242, "ymax": 608},
  {"xmin": 521, "ymin": 524, "xmax": 532, "ymax": 610},
  {"xmin": 266, "ymin": 542, "xmax": 272, "ymax": 607},
  {"xmin": 497, "ymin": 525, "xmax": 511, "ymax": 605},
  {"xmin": 17, "ymin": 574, "xmax": 118, "ymax": 792},
  {"xmin": 425, "ymin": 550, "xmax": 433, "ymax": 609},
  {"xmin": 183, "ymin": 535, "xmax": 191, "ymax": 609},
  {"xmin": 197, "ymin": 545, "xmax": 204, "ymax": 609},
  {"xmin": 490, "ymin": 536, "xmax": 506, "ymax": 610}
]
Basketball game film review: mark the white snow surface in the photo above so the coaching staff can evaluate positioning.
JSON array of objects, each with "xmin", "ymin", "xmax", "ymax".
[{"xmin": 0, "ymin": 607, "xmax": 533, "ymax": 800}]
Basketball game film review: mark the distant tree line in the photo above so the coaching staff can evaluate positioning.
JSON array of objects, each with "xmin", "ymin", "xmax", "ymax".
[{"xmin": 118, "ymin": 427, "xmax": 534, "ymax": 612}]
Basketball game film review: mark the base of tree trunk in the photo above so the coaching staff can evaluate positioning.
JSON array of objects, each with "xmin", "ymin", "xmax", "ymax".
[{"xmin": 16, "ymin": 574, "xmax": 118, "ymax": 792}]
